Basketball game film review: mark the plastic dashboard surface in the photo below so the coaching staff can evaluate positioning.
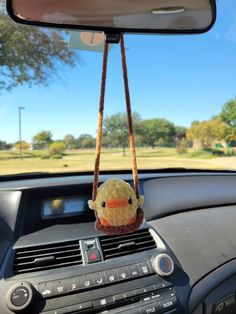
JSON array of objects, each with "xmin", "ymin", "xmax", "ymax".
[{"xmin": 0, "ymin": 172, "xmax": 236, "ymax": 313}]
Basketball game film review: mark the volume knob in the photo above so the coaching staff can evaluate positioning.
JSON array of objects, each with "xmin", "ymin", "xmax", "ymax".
[
  {"xmin": 152, "ymin": 254, "xmax": 174, "ymax": 277},
  {"xmin": 6, "ymin": 282, "xmax": 33, "ymax": 312}
]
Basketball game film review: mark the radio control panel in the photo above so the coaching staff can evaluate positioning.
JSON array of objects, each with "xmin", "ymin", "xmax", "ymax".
[
  {"xmin": 38, "ymin": 261, "xmax": 153, "ymax": 299},
  {"xmin": 5, "ymin": 257, "xmax": 178, "ymax": 314}
]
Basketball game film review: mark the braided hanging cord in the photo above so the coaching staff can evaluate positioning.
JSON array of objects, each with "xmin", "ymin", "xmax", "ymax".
[
  {"xmin": 120, "ymin": 34, "xmax": 140, "ymax": 199},
  {"xmin": 92, "ymin": 34, "xmax": 140, "ymax": 202},
  {"xmin": 92, "ymin": 41, "xmax": 109, "ymax": 202}
]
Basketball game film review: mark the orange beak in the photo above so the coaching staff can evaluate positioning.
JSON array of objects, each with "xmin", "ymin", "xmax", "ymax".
[{"xmin": 106, "ymin": 198, "xmax": 128, "ymax": 209}]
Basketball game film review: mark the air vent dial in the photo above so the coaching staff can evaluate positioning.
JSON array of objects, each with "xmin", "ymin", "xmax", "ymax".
[
  {"xmin": 6, "ymin": 282, "xmax": 33, "ymax": 312},
  {"xmin": 151, "ymin": 254, "xmax": 174, "ymax": 277}
]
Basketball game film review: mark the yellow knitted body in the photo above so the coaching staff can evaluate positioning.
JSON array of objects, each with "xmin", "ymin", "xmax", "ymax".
[{"xmin": 88, "ymin": 179, "xmax": 144, "ymax": 227}]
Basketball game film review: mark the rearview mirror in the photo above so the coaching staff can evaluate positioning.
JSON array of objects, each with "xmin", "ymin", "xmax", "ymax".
[{"xmin": 7, "ymin": 0, "xmax": 216, "ymax": 35}]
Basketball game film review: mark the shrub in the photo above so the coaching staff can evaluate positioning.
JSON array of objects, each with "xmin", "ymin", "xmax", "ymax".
[
  {"xmin": 176, "ymin": 146, "xmax": 187, "ymax": 155},
  {"xmin": 176, "ymin": 139, "xmax": 187, "ymax": 155},
  {"xmin": 49, "ymin": 142, "xmax": 66, "ymax": 156},
  {"xmin": 226, "ymin": 149, "xmax": 236, "ymax": 156},
  {"xmin": 188, "ymin": 148, "xmax": 224, "ymax": 159},
  {"xmin": 188, "ymin": 150, "xmax": 206, "ymax": 158},
  {"xmin": 14, "ymin": 141, "xmax": 30, "ymax": 150},
  {"xmin": 41, "ymin": 154, "xmax": 50, "ymax": 159},
  {"xmin": 203, "ymin": 148, "xmax": 224, "ymax": 156},
  {"xmin": 51, "ymin": 154, "xmax": 63, "ymax": 159}
]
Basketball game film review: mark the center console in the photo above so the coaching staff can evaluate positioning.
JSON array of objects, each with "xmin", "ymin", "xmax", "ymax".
[
  {"xmin": 7, "ymin": 260, "xmax": 176, "ymax": 314},
  {"xmin": 1, "ymin": 228, "xmax": 178, "ymax": 314}
]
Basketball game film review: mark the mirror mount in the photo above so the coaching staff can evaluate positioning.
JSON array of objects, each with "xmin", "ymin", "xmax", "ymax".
[{"xmin": 105, "ymin": 33, "xmax": 121, "ymax": 44}]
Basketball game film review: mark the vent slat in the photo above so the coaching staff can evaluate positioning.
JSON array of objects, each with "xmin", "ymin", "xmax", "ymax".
[
  {"xmin": 100, "ymin": 231, "xmax": 151, "ymax": 244},
  {"xmin": 100, "ymin": 229, "xmax": 156, "ymax": 260},
  {"xmin": 15, "ymin": 248, "xmax": 81, "ymax": 260},
  {"xmin": 15, "ymin": 243, "xmax": 79, "ymax": 255},
  {"xmin": 56, "ymin": 254, "xmax": 82, "ymax": 261},
  {"xmin": 13, "ymin": 240, "xmax": 82, "ymax": 275},
  {"xmin": 103, "ymin": 239, "xmax": 155, "ymax": 252},
  {"xmin": 101, "ymin": 237, "xmax": 154, "ymax": 248},
  {"xmin": 14, "ymin": 254, "xmax": 82, "ymax": 267},
  {"xmin": 14, "ymin": 260, "xmax": 81, "ymax": 274},
  {"xmin": 104, "ymin": 245, "xmax": 157, "ymax": 259}
]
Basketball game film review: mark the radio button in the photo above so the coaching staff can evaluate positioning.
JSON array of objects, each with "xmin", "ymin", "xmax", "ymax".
[
  {"xmin": 52, "ymin": 279, "xmax": 68, "ymax": 295},
  {"xmin": 42, "ymin": 306, "xmax": 69, "ymax": 314},
  {"xmin": 135, "ymin": 286, "xmax": 155, "ymax": 296},
  {"xmin": 117, "ymin": 266, "xmax": 130, "ymax": 281},
  {"xmin": 151, "ymin": 287, "xmax": 176, "ymax": 302},
  {"xmin": 105, "ymin": 269, "xmax": 119, "ymax": 283},
  {"xmin": 139, "ymin": 302, "xmax": 161, "ymax": 314},
  {"xmin": 80, "ymin": 274, "xmax": 94, "ymax": 289},
  {"xmin": 128, "ymin": 264, "xmax": 140, "ymax": 278},
  {"xmin": 93, "ymin": 271, "xmax": 107, "ymax": 286},
  {"xmin": 68, "ymin": 301, "xmax": 92, "ymax": 312},
  {"xmin": 159, "ymin": 287, "xmax": 176, "ymax": 299},
  {"xmin": 121, "ymin": 308, "xmax": 140, "ymax": 314},
  {"xmin": 154, "ymin": 280, "xmax": 172, "ymax": 290},
  {"xmin": 150, "ymin": 292, "xmax": 162, "ymax": 301},
  {"xmin": 39, "ymin": 281, "xmax": 54, "ymax": 298},
  {"xmin": 159, "ymin": 296, "xmax": 177, "ymax": 312},
  {"xmin": 138, "ymin": 262, "xmax": 152, "ymax": 276},
  {"xmin": 93, "ymin": 296, "xmax": 115, "ymax": 307},
  {"xmin": 114, "ymin": 291, "xmax": 135, "ymax": 302},
  {"xmin": 67, "ymin": 277, "xmax": 80, "ymax": 292}
]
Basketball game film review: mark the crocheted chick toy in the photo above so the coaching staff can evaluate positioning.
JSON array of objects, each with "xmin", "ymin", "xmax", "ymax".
[{"xmin": 88, "ymin": 179, "xmax": 144, "ymax": 235}]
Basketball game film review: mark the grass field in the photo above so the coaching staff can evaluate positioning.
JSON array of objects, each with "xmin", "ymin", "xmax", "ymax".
[{"xmin": 0, "ymin": 147, "xmax": 235, "ymax": 175}]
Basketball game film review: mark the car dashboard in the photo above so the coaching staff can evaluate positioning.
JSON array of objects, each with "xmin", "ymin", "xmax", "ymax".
[{"xmin": 1, "ymin": 172, "xmax": 236, "ymax": 314}]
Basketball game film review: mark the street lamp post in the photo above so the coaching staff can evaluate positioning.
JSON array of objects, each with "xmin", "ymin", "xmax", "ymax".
[{"xmin": 18, "ymin": 106, "xmax": 25, "ymax": 160}]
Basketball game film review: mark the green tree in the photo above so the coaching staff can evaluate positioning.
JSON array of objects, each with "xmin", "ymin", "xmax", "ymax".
[
  {"xmin": 224, "ymin": 128, "xmax": 236, "ymax": 146},
  {"xmin": 0, "ymin": 141, "xmax": 12, "ymax": 150},
  {"xmin": 0, "ymin": 140, "xmax": 7, "ymax": 150},
  {"xmin": 219, "ymin": 98, "xmax": 236, "ymax": 146},
  {"xmin": 103, "ymin": 112, "xmax": 142, "ymax": 156},
  {"xmin": 63, "ymin": 134, "xmax": 76, "ymax": 149},
  {"xmin": 32, "ymin": 131, "xmax": 53, "ymax": 149},
  {"xmin": 140, "ymin": 118, "xmax": 175, "ymax": 148},
  {"xmin": 49, "ymin": 141, "xmax": 66, "ymax": 155},
  {"xmin": 77, "ymin": 134, "xmax": 96, "ymax": 149},
  {"xmin": 220, "ymin": 98, "xmax": 236, "ymax": 127},
  {"xmin": 0, "ymin": 3, "xmax": 78, "ymax": 91},
  {"xmin": 101, "ymin": 134, "xmax": 111, "ymax": 148},
  {"xmin": 174, "ymin": 126, "xmax": 187, "ymax": 141},
  {"xmin": 187, "ymin": 119, "xmax": 228, "ymax": 150}
]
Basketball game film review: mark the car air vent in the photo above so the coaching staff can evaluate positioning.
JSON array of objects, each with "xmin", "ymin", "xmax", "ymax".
[
  {"xmin": 13, "ymin": 240, "xmax": 82, "ymax": 274},
  {"xmin": 100, "ymin": 229, "xmax": 157, "ymax": 260}
]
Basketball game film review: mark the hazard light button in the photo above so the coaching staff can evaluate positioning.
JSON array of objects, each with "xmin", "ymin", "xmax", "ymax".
[{"xmin": 85, "ymin": 250, "xmax": 101, "ymax": 264}]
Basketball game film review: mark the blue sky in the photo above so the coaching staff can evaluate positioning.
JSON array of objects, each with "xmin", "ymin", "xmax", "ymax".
[{"xmin": 1, "ymin": 0, "xmax": 236, "ymax": 143}]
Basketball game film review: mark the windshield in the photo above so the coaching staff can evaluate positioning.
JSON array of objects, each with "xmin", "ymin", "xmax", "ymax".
[{"xmin": 1, "ymin": 0, "xmax": 236, "ymax": 175}]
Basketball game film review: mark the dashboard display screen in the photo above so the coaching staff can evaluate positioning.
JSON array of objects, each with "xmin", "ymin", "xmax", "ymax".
[{"xmin": 42, "ymin": 196, "xmax": 86, "ymax": 219}]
